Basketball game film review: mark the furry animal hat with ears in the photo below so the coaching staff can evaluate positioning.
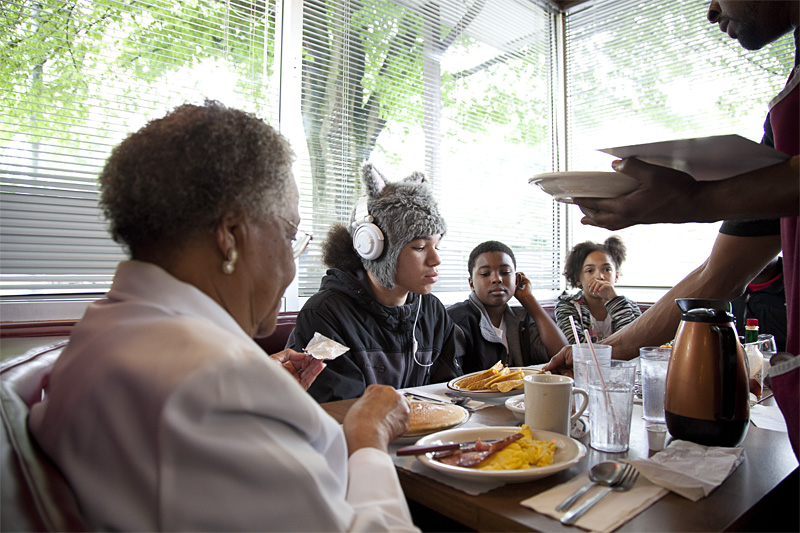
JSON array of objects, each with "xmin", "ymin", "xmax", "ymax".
[{"xmin": 321, "ymin": 163, "xmax": 447, "ymax": 289}]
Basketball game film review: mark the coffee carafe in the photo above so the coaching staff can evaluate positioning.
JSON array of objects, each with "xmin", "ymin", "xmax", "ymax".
[{"xmin": 664, "ymin": 298, "xmax": 749, "ymax": 447}]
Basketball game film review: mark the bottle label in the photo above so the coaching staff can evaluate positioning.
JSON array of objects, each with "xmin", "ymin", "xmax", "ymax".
[{"xmin": 745, "ymin": 343, "xmax": 763, "ymax": 398}]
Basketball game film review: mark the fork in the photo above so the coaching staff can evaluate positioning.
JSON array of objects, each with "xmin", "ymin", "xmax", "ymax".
[
  {"xmin": 404, "ymin": 392, "xmax": 474, "ymax": 411},
  {"xmin": 560, "ymin": 463, "xmax": 639, "ymax": 525},
  {"xmin": 444, "ymin": 392, "xmax": 474, "ymax": 407}
]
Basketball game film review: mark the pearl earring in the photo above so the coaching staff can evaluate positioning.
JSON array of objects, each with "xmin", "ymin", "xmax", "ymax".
[{"xmin": 222, "ymin": 248, "xmax": 238, "ymax": 275}]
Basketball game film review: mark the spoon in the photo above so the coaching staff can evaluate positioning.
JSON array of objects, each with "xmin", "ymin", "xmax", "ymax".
[{"xmin": 555, "ymin": 461, "xmax": 622, "ymax": 512}]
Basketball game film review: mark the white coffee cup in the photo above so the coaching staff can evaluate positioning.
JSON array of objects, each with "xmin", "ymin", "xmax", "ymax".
[{"xmin": 524, "ymin": 374, "xmax": 589, "ymax": 436}]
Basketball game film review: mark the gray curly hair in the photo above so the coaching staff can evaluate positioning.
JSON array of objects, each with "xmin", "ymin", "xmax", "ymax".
[{"xmin": 99, "ymin": 100, "xmax": 294, "ymax": 256}]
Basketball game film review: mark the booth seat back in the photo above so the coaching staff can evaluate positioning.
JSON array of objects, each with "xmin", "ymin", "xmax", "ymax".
[
  {"xmin": 254, "ymin": 311, "xmax": 299, "ymax": 355},
  {"xmin": 249, "ymin": 303, "xmax": 654, "ymax": 354},
  {"xmin": 0, "ymin": 341, "xmax": 90, "ymax": 532}
]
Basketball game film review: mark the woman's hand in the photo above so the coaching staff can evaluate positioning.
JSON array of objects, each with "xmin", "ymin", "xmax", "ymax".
[
  {"xmin": 343, "ymin": 385, "xmax": 409, "ymax": 455},
  {"xmin": 584, "ymin": 278, "xmax": 617, "ymax": 302},
  {"xmin": 270, "ymin": 349, "xmax": 326, "ymax": 390}
]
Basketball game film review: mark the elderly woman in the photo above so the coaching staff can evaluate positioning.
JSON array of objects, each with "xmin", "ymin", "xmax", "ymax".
[{"xmin": 28, "ymin": 102, "xmax": 416, "ymax": 531}]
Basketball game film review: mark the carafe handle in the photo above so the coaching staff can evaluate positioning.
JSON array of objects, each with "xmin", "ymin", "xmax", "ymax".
[{"xmin": 711, "ymin": 324, "xmax": 738, "ymax": 421}]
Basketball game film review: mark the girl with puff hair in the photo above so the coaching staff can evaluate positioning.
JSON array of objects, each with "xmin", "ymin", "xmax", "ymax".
[{"xmin": 555, "ymin": 236, "xmax": 642, "ymax": 344}]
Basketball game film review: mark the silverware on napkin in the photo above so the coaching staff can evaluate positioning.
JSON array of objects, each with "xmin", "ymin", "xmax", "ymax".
[
  {"xmin": 404, "ymin": 391, "xmax": 473, "ymax": 410},
  {"xmin": 556, "ymin": 461, "xmax": 624, "ymax": 512},
  {"xmin": 560, "ymin": 463, "xmax": 639, "ymax": 525}
]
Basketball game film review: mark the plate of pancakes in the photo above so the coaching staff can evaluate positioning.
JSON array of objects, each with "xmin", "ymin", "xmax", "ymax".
[
  {"xmin": 396, "ymin": 400, "xmax": 470, "ymax": 442},
  {"xmin": 447, "ymin": 362, "xmax": 545, "ymax": 398}
]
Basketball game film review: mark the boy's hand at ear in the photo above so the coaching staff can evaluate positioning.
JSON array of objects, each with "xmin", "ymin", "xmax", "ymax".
[
  {"xmin": 514, "ymin": 272, "xmax": 535, "ymax": 303},
  {"xmin": 516, "ymin": 271, "xmax": 569, "ymax": 356}
]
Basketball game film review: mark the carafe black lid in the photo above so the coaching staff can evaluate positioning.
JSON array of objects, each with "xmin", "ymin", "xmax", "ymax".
[
  {"xmin": 682, "ymin": 307, "xmax": 735, "ymax": 323},
  {"xmin": 676, "ymin": 298, "xmax": 732, "ymax": 314}
]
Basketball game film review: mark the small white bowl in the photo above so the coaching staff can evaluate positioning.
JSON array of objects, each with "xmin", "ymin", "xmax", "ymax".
[{"xmin": 505, "ymin": 394, "xmax": 525, "ymax": 422}]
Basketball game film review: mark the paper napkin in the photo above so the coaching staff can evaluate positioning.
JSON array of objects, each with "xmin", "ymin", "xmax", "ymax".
[
  {"xmin": 750, "ymin": 404, "xmax": 789, "ymax": 432},
  {"xmin": 627, "ymin": 440, "xmax": 744, "ymax": 501},
  {"xmin": 520, "ymin": 469, "xmax": 667, "ymax": 533}
]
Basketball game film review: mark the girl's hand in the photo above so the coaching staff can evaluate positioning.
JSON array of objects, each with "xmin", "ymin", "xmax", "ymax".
[
  {"xmin": 585, "ymin": 278, "xmax": 617, "ymax": 302},
  {"xmin": 270, "ymin": 349, "xmax": 326, "ymax": 390}
]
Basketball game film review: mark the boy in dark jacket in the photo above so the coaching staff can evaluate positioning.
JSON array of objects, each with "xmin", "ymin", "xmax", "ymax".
[{"xmin": 448, "ymin": 241, "xmax": 567, "ymax": 374}]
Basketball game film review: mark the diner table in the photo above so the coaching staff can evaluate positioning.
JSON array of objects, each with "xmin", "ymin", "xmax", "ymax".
[{"xmin": 322, "ymin": 382, "xmax": 798, "ymax": 532}]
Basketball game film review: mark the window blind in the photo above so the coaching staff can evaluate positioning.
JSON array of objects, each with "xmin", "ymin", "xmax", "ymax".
[
  {"xmin": 1, "ymin": 0, "xmax": 279, "ymax": 295},
  {"xmin": 562, "ymin": 0, "xmax": 795, "ymax": 289},
  {"xmin": 9, "ymin": 0, "xmax": 781, "ymax": 302},
  {"xmin": 296, "ymin": 0, "xmax": 562, "ymax": 297}
]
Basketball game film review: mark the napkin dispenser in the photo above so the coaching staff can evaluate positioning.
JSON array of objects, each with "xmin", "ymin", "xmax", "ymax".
[{"xmin": 664, "ymin": 299, "xmax": 749, "ymax": 447}]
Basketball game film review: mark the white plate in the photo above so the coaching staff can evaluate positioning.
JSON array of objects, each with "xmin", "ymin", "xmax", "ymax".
[
  {"xmin": 505, "ymin": 394, "xmax": 525, "ymax": 422},
  {"xmin": 447, "ymin": 366, "xmax": 541, "ymax": 398},
  {"xmin": 415, "ymin": 426, "xmax": 586, "ymax": 483},
  {"xmin": 529, "ymin": 171, "xmax": 638, "ymax": 203}
]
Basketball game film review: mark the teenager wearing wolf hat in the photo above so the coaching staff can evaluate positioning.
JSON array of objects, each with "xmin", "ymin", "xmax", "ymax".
[{"xmin": 287, "ymin": 163, "xmax": 465, "ymax": 402}]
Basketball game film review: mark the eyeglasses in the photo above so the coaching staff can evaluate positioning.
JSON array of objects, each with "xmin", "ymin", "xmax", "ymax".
[{"xmin": 278, "ymin": 216, "xmax": 312, "ymax": 259}]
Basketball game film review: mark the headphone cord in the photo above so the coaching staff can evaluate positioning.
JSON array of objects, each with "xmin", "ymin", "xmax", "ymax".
[{"xmin": 411, "ymin": 295, "xmax": 432, "ymax": 368}]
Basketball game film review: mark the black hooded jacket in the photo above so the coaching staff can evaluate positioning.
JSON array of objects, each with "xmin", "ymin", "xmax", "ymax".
[{"xmin": 286, "ymin": 268, "xmax": 465, "ymax": 402}]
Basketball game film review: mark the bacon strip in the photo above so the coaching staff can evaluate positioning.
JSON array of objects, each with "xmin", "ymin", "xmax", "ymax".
[{"xmin": 435, "ymin": 433, "xmax": 523, "ymax": 468}]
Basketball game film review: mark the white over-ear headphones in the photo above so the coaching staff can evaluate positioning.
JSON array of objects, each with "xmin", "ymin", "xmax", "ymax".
[{"xmin": 351, "ymin": 195, "xmax": 385, "ymax": 260}]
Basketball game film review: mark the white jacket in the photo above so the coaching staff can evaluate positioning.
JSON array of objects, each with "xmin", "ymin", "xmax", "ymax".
[{"xmin": 29, "ymin": 260, "xmax": 416, "ymax": 532}]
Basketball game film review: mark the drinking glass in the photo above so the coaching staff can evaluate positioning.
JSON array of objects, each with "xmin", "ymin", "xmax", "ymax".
[
  {"xmin": 572, "ymin": 343, "xmax": 611, "ymax": 416},
  {"xmin": 640, "ymin": 346, "xmax": 671, "ymax": 423},
  {"xmin": 758, "ymin": 334, "xmax": 777, "ymax": 388},
  {"xmin": 588, "ymin": 360, "xmax": 636, "ymax": 453}
]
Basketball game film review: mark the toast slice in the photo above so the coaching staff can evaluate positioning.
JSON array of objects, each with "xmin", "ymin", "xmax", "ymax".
[{"xmin": 456, "ymin": 361, "xmax": 503, "ymax": 389}]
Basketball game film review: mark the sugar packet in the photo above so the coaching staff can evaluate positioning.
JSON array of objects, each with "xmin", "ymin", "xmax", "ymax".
[{"xmin": 304, "ymin": 333, "xmax": 349, "ymax": 360}]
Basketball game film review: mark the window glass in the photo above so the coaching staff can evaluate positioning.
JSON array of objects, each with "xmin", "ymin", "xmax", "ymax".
[
  {"xmin": 297, "ymin": 0, "xmax": 559, "ymax": 297},
  {"xmin": 1, "ymin": 0, "xmax": 278, "ymax": 295},
  {"xmin": 562, "ymin": 0, "xmax": 795, "ymax": 291}
]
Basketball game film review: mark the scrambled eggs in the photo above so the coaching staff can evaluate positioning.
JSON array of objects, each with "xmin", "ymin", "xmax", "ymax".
[{"xmin": 478, "ymin": 425, "xmax": 556, "ymax": 470}]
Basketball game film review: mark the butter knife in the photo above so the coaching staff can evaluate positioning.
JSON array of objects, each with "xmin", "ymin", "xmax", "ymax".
[{"xmin": 396, "ymin": 439, "xmax": 501, "ymax": 456}]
